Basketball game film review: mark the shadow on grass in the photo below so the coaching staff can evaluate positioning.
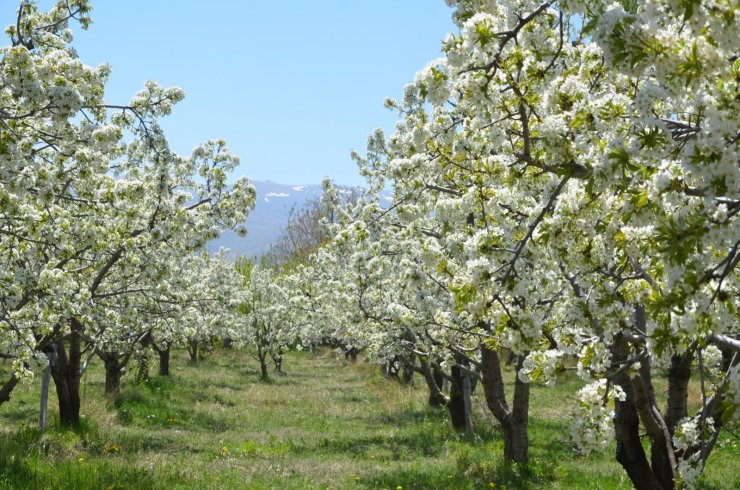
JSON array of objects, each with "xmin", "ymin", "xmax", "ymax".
[
  {"xmin": 113, "ymin": 383, "xmax": 230, "ymax": 433},
  {"xmin": 336, "ymin": 390, "xmax": 374, "ymax": 404},
  {"xmin": 695, "ymin": 482, "xmax": 734, "ymax": 490},
  {"xmin": 0, "ymin": 427, "xmax": 188, "ymax": 490},
  {"xmin": 211, "ymin": 380, "xmax": 245, "ymax": 391},
  {"xmin": 83, "ymin": 429, "xmax": 181, "ymax": 455},
  {"xmin": 0, "ymin": 405, "xmax": 36, "ymax": 422},
  {"xmin": 363, "ymin": 456, "xmax": 557, "ymax": 490},
  {"xmin": 290, "ymin": 428, "xmax": 453, "ymax": 459},
  {"xmin": 370, "ymin": 406, "xmax": 449, "ymax": 426},
  {"xmin": 363, "ymin": 467, "xmax": 474, "ymax": 490}
]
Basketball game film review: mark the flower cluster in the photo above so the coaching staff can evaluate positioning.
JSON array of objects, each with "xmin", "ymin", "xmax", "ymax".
[{"xmin": 569, "ymin": 380, "xmax": 626, "ymax": 454}]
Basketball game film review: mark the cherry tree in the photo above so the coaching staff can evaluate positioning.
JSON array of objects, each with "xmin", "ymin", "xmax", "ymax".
[{"xmin": 235, "ymin": 259, "xmax": 300, "ymax": 379}]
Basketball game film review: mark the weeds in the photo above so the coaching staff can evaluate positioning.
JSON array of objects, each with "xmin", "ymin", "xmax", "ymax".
[{"xmin": 1, "ymin": 348, "xmax": 737, "ymax": 489}]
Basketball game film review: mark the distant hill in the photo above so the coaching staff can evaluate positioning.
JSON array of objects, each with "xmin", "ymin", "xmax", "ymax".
[
  {"xmin": 208, "ymin": 180, "xmax": 326, "ymax": 259},
  {"xmin": 207, "ymin": 180, "xmax": 393, "ymax": 259}
]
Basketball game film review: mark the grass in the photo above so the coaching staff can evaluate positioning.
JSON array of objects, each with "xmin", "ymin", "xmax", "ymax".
[{"xmin": 0, "ymin": 348, "xmax": 738, "ymax": 489}]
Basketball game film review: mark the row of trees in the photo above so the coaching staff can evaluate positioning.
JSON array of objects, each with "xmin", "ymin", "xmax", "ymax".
[
  {"xmin": 0, "ymin": 0, "xmax": 254, "ymax": 425},
  {"xmin": 0, "ymin": 0, "xmax": 317, "ymax": 417},
  {"xmin": 264, "ymin": 1, "xmax": 738, "ymax": 489}
]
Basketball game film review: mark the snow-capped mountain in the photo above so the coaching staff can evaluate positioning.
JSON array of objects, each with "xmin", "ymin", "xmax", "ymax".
[
  {"xmin": 208, "ymin": 180, "xmax": 392, "ymax": 259},
  {"xmin": 208, "ymin": 180, "xmax": 326, "ymax": 258}
]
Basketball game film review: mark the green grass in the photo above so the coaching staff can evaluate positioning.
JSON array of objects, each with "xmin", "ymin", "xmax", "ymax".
[{"xmin": 1, "ymin": 349, "xmax": 738, "ymax": 489}]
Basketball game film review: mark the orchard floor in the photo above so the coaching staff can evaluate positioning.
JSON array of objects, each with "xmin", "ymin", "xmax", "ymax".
[{"xmin": 0, "ymin": 348, "xmax": 738, "ymax": 489}]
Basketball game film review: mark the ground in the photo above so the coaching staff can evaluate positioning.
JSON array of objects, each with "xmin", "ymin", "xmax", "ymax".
[{"xmin": 0, "ymin": 348, "xmax": 738, "ymax": 489}]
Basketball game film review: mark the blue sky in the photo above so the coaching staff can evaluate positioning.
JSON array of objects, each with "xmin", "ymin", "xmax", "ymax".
[{"xmin": 8, "ymin": 1, "xmax": 455, "ymax": 186}]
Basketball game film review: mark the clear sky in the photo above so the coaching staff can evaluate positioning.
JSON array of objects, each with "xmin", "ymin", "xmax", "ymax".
[{"xmin": 7, "ymin": 1, "xmax": 455, "ymax": 186}]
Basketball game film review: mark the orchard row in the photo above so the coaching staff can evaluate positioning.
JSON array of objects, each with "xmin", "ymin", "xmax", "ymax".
[
  {"xmin": 268, "ymin": 2, "xmax": 739, "ymax": 489},
  {"xmin": 0, "ymin": 2, "xmax": 737, "ymax": 490}
]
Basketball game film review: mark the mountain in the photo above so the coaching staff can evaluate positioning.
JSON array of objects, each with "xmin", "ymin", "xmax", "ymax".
[
  {"xmin": 207, "ymin": 180, "xmax": 393, "ymax": 259},
  {"xmin": 208, "ymin": 181, "xmax": 326, "ymax": 258}
]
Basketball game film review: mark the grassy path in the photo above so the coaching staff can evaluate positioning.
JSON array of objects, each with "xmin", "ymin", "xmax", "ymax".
[{"xmin": 1, "ymin": 348, "xmax": 737, "ymax": 489}]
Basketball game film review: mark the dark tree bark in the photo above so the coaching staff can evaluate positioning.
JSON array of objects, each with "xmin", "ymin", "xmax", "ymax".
[
  {"xmin": 480, "ymin": 344, "xmax": 530, "ymax": 463},
  {"xmin": 96, "ymin": 350, "xmax": 129, "ymax": 397},
  {"xmin": 104, "ymin": 358, "xmax": 123, "ymax": 396},
  {"xmin": 272, "ymin": 349, "xmax": 283, "ymax": 373},
  {"xmin": 400, "ymin": 354, "xmax": 415, "ymax": 385},
  {"xmin": 611, "ymin": 331, "xmax": 666, "ymax": 490},
  {"xmin": 434, "ymin": 365, "xmax": 448, "ymax": 393},
  {"xmin": 0, "ymin": 374, "xmax": 20, "ymax": 405},
  {"xmin": 135, "ymin": 333, "xmax": 152, "ymax": 384},
  {"xmin": 152, "ymin": 342, "xmax": 171, "ymax": 376},
  {"xmin": 50, "ymin": 320, "xmax": 83, "ymax": 426},
  {"xmin": 187, "ymin": 341, "xmax": 199, "ymax": 364},
  {"xmin": 614, "ymin": 377, "xmax": 664, "ymax": 489},
  {"xmin": 507, "ymin": 356, "xmax": 530, "ymax": 462},
  {"xmin": 158, "ymin": 346, "xmax": 170, "ymax": 376},
  {"xmin": 257, "ymin": 346, "xmax": 269, "ymax": 379},
  {"xmin": 448, "ymin": 360, "xmax": 474, "ymax": 434},
  {"xmin": 664, "ymin": 353, "xmax": 692, "ymax": 433},
  {"xmin": 344, "ymin": 347, "xmax": 358, "ymax": 363},
  {"xmin": 419, "ymin": 358, "xmax": 447, "ymax": 407}
]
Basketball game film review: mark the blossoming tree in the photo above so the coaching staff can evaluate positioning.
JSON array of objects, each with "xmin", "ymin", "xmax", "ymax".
[{"xmin": 235, "ymin": 259, "xmax": 302, "ymax": 379}]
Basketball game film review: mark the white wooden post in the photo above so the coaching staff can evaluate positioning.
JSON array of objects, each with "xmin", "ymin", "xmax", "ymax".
[{"xmin": 39, "ymin": 345, "xmax": 57, "ymax": 432}]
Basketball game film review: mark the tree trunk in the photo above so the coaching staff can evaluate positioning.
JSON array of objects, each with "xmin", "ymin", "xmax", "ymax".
[
  {"xmin": 419, "ymin": 358, "xmax": 447, "ymax": 407},
  {"xmin": 435, "ymin": 366, "xmax": 448, "ymax": 393},
  {"xmin": 39, "ymin": 346, "xmax": 56, "ymax": 432},
  {"xmin": 462, "ymin": 364, "xmax": 473, "ymax": 432},
  {"xmin": 631, "ymin": 360, "xmax": 676, "ymax": 490},
  {"xmin": 479, "ymin": 345, "xmax": 531, "ymax": 463},
  {"xmin": 448, "ymin": 361, "xmax": 474, "ymax": 434},
  {"xmin": 188, "ymin": 342, "xmax": 198, "ymax": 364},
  {"xmin": 400, "ymin": 354, "xmax": 415, "ymax": 385},
  {"xmin": 344, "ymin": 347, "xmax": 358, "ymax": 363},
  {"xmin": 96, "ymin": 349, "xmax": 126, "ymax": 398},
  {"xmin": 664, "ymin": 353, "xmax": 692, "ymax": 433},
  {"xmin": 507, "ymin": 356, "xmax": 530, "ymax": 462},
  {"xmin": 273, "ymin": 355, "xmax": 283, "ymax": 373},
  {"xmin": 104, "ymin": 358, "xmax": 123, "ymax": 397},
  {"xmin": 135, "ymin": 333, "xmax": 152, "ymax": 384},
  {"xmin": 51, "ymin": 321, "xmax": 83, "ymax": 426},
  {"xmin": 500, "ymin": 417, "xmax": 529, "ymax": 463},
  {"xmin": 136, "ymin": 355, "xmax": 150, "ymax": 384},
  {"xmin": 0, "ymin": 374, "xmax": 20, "ymax": 406},
  {"xmin": 614, "ymin": 378, "xmax": 664, "ymax": 489},
  {"xmin": 258, "ymin": 346, "xmax": 269, "ymax": 379},
  {"xmin": 611, "ymin": 332, "xmax": 665, "ymax": 490},
  {"xmin": 158, "ymin": 346, "xmax": 170, "ymax": 376}
]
